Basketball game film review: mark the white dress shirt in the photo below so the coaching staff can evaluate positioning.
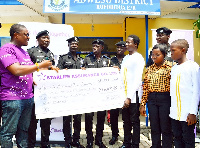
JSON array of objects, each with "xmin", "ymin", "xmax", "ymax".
[
  {"xmin": 120, "ymin": 52, "xmax": 145, "ymax": 103},
  {"xmin": 170, "ymin": 60, "xmax": 199, "ymax": 121}
]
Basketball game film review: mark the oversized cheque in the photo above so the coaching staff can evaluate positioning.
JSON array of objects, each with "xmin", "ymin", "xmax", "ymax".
[{"xmin": 33, "ymin": 67, "xmax": 125, "ymax": 119}]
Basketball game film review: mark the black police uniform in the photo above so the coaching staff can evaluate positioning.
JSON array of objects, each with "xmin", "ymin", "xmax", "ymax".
[
  {"xmin": 146, "ymin": 27, "xmax": 173, "ymax": 67},
  {"xmin": 82, "ymin": 53, "xmax": 110, "ymax": 145},
  {"xmin": 27, "ymin": 46, "xmax": 55, "ymax": 148},
  {"xmin": 57, "ymin": 52, "xmax": 84, "ymax": 146},
  {"xmin": 108, "ymin": 56, "xmax": 124, "ymax": 141},
  {"xmin": 28, "ymin": 46, "xmax": 55, "ymax": 65}
]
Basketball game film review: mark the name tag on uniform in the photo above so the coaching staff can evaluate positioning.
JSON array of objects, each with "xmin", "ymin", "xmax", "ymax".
[
  {"xmin": 88, "ymin": 63, "xmax": 94, "ymax": 65},
  {"xmin": 65, "ymin": 62, "xmax": 72, "ymax": 64},
  {"xmin": 103, "ymin": 61, "xmax": 107, "ymax": 66}
]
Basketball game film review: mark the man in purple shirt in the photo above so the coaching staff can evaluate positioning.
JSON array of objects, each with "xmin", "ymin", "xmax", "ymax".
[
  {"xmin": 0, "ymin": 24, "xmax": 52, "ymax": 148},
  {"xmin": 0, "ymin": 23, "xmax": 2, "ymax": 128}
]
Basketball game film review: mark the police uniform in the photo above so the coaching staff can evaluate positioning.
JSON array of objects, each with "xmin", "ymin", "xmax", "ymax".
[
  {"xmin": 82, "ymin": 40, "xmax": 110, "ymax": 147},
  {"xmin": 146, "ymin": 27, "xmax": 173, "ymax": 67},
  {"xmin": 27, "ymin": 30, "xmax": 55, "ymax": 148},
  {"xmin": 57, "ymin": 37, "xmax": 84, "ymax": 148},
  {"xmin": 109, "ymin": 56, "xmax": 121, "ymax": 142},
  {"xmin": 109, "ymin": 41, "xmax": 126, "ymax": 145},
  {"xmin": 57, "ymin": 52, "xmax": 83, "ymax": 70},
  {"xmin": 83, "ymin": 54, "xmax": 110, "ymax": 68},
  {"xmin": 28, "ymin": 46, "xmax": 55, "ymax": 65},
  {"xmin": 58, "ymin": 53, "xmax": 83, "ymax": 146}
]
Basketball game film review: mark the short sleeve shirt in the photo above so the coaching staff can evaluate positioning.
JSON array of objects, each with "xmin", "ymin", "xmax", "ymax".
[{"xmin": 0, "ymin": 43, "xmax": 34, "ymax": 100}]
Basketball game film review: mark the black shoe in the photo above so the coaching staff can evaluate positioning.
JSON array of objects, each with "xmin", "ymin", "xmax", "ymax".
[
  {"xmin": 109, "ymin": 136, "xmax": 118, "ymax": 145},
  {"xmin": 41, "ymin": 144, "xmax": 51, "ymax": 148},
  {"xmin": 86, "ymin": 142, "xmax": 93, "ymax": 148},
  {"xmin": 131, "ymin": 144, "xmax": 139, "ymax": 148},
  {"xmin": 95, "ymin": 141, "xmax": 107, "ymax": 148},
  {"xmin": 119, "ymin": 145, "xmax": 131, "ymax": 148},
  {"xmin": 65, "ymin": 143, "xmax": 72, "ymax": 148},
  {"xmin": 72, "ymin": 141, "xmax": 85, "ymax": 148}
]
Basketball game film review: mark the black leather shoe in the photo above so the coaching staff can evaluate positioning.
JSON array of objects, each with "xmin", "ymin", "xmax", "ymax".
[
  {"xmin": 86, "ymin": 142, "xmax": 93, "ymax": 148},
  {"xmin": 65, "ymin": 143, "xmax": 72, "ymax": 148},
  {"xmin": 109, "ymin": 136, "xmax": 118, "ymax": 145},
  {"xmin": 41, "ymin": 144, "xmax": 51, "ymax": 148},
  {"xmin": 95, "ymin": 141, "xmax": 107, "ymax": 148},
  {"xmin": 72, "ymin": 141, "xmax": 85, "ymax": 148}
]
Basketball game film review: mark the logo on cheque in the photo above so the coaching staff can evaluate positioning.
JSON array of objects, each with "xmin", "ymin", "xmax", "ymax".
[
  {"xmin": 48, "ymin": 0, "xmax": 69, "ymax": 12},
  {"xmin": 37, "ymin": 72, "xmax": 47, "ymax": 81}
]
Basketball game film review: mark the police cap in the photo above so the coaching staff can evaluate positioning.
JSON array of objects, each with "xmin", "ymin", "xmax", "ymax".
[
  {"xmin": 115, "ymin": 41, "xmax": 126, "ymax": 47},
  {"xmin": 66, "ymin": 36, "xmax": 79, "ymax": 43},
  {"xmin": 92, "ymin": 39, "xmax": 104, "ymax": 46},
  {"xmin": 36, "ymin": 30, "xmax": 49, "ymax": 39},
  {"xmin": 156, "ymin": 27, "xmax": 172, "ymax": 35}
]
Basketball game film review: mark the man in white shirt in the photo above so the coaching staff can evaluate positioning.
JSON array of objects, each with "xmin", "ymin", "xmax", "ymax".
[
  {"xmin": 170, "ymin": 39, "xmax": 199, "ymax": 147},
  {"xmin": 120, "ymin": 35, "xmax": 145, "ymax": 148}
]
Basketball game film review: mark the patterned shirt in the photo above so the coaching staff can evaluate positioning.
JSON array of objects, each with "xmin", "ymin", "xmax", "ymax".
[{"xmin": 141, "ymin": 63, "xmax": 171, "ymax": 106}]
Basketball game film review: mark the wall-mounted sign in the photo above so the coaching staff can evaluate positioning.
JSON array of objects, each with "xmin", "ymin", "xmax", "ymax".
[{"xmin": 44, "ymin": 0, "xmax": 160, "ymax": 15}]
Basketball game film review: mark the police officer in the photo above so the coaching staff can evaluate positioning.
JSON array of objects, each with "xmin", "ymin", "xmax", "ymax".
[
  {"xmin": 57, "ymin": 36, "xmax": 84, "ymax": 148},
  {"xmin": 146, "ymin": 27, "xmax": 172, "ymax": 67},
  {"xmin": 27, "ymin": 30, "xmax": 58, "ymax": 148},
  {"xmin": 109, "ymin": 41, "xmax": 126, "ymax": 145},
  {"xmin": 82, "ymin": 39, "xmax": 110, "ymax": 148}
]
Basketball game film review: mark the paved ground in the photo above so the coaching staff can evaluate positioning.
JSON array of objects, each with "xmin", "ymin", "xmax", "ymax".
[{"xmin": 9, "ymin": 112, "xmax": 200, "ymax": 147}]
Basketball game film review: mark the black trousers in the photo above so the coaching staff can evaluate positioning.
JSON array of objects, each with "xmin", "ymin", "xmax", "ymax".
[
  {"xmin": 148, "ymin": 92, "xmax": 172, "ymax": 148},
  {"xmin": 110, "ymin": 108, "xmax": 119, "ymax": 137},
  {"xmin": 85, "ymin": 110, "xmax": 106, "ymax": 144},
  {"xmin": 85, "ymin": 112, "xmax": 94, "ymax": 144},
  {"xmin": 122, "ymin": 92, "xmax": 140, "ymax": 147},
  {"xmin": 63, "ymin": 114, "xmax": 82, "ymax": 145},
  {"xmin": 28, "ymin": 104, "xmax": 52, "ymax": 148},
  {"xmin": 122, "ymin": 102, "xmax": 140, "ymax": 147},
  {"xmin": 171, "ymin": 118, "xmax": 195, "ymax": 148},
  {"xmin": 95, "ymin": 110, "xmax": 106, "ymax": 142},
  {"xmin": 0, "ymin": 101, "xmax": 2, "ymax": 127}
]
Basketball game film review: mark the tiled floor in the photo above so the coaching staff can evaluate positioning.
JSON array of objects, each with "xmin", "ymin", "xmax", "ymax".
[{"xmin": 6, "ymin": 112, "xmax": 200, "ymax": 147}]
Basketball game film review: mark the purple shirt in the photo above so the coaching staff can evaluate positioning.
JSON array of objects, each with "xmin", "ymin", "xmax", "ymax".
[{"xmin": 0, "ymin": 43, "xmax": 34, "ymax": 100}]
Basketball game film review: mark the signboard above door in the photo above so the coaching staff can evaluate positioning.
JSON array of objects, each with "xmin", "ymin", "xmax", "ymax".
[{"xmin": 44, "ymin": 0, "xmax": 160, "ymax": 15}]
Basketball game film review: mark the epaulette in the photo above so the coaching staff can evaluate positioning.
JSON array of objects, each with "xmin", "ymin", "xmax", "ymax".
[
  {"xmin": 102, "ymin": 55, "xmax": 110, "ymax": 59},
  {"xmin": 59, "ymin": 54, "xmax": 67, "ymax": 58},
  {"xmin": 111, "ymin": 56, "xmax": 117, "ymax": 60},
  {"xmin": 86, "ymin": 52, "xmax": 93, "ymax": 57},
  {"xmin": 27, "ymin": 46, "xmax": 36, "ymax": 51}
]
